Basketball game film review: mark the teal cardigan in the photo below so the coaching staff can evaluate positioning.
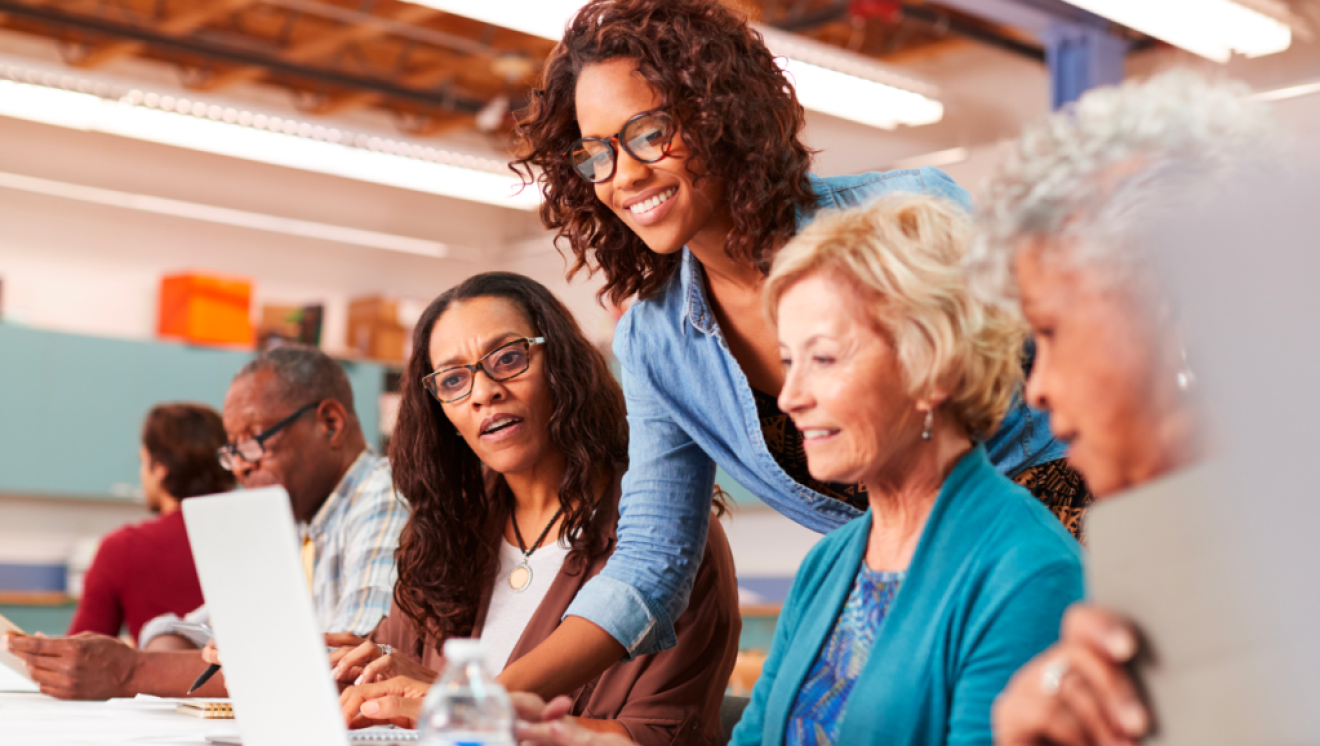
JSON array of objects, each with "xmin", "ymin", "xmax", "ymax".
[{"xmin": 731, "ymin": 446, "xmax": 1084, "ymax": 746}]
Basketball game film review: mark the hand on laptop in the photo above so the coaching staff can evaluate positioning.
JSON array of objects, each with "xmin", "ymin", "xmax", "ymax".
[
  {"xmin": 340, "ymin": 675, "xmax": 430, "ymax": 729},
  {"xmin": 2, "ymin": 632, "xmax": 137, "ymax": 700},
  {"xmin": 329, "ymin": 639, "xmax": 438, "ymax": 686},
  {"xmin": 993, "ymin": 604, "xmax": 1148, "ymax": 746}
]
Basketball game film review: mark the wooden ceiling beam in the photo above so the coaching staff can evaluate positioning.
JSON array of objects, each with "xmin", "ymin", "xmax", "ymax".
[
  {"xmin": 311, "ymin": 54, "xmax": 489, "ymax": 116},
  {"xmin": 195, "ymin": 2, "xmax": 442, "ymax": 91},
  {"xmin": 72, "ymin": 0, "xmax": 260, "ymax": 68}
]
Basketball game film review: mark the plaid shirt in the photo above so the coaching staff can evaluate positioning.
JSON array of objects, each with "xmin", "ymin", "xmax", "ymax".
[
  {"xmin": 138, "ymin": 449, "xmax": 407, "ymax": 647},
  {"xmin": 303, "ymin": 449, "xmax": 409, "ymax": 635}
]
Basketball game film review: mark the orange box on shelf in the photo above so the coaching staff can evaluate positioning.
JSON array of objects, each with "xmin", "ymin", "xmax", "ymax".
[{"xmin": 158, "ymin": 273, "xmax": 255, "ymax": 348}]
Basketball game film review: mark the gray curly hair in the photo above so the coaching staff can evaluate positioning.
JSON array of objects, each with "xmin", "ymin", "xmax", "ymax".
[{"xmin": 966, "ymin": 69, "xmax": 1278, "ymax": 311}]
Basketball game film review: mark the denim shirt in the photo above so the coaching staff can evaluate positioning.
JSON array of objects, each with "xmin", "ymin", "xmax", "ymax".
[{"xmin": 564, "ymin": 168, "xmax": 1067, "ymax": 657}]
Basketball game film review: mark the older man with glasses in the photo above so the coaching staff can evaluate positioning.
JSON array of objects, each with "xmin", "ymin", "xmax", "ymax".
[{"xmin": 2, "ymin": 346, "xmax": 409, "ymax": 700}]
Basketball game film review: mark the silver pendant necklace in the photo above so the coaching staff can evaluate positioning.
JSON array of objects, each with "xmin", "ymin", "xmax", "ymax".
[{"xmin": 508, "ymin": 503, "xmax": 565, "ymax": 593}]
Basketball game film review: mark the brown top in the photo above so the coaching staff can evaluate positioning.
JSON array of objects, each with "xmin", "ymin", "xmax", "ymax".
[{"xmin": 370, "ymin": 474, "xmax": 741, "ymax": 746}]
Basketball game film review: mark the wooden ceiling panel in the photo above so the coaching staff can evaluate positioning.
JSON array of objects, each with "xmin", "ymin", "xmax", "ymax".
[{"xmin": 0, "ymin": 0, "xmax": 1041, "ymax": 139}]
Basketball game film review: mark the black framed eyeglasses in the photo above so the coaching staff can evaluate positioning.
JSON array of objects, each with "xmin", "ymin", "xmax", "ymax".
[
  {"xmin": 422, "ymin": 337, "xmax": 546, "ymax": 404},
  {"xmin": 216, "ymin": 401, "xmax": 319, "ymax": 471},
  {"xmin": 565, "ymin": 110, "xmax": 676, "ymax": 184}
]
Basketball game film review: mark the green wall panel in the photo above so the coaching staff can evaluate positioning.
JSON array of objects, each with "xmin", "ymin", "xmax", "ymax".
[{"xmin": 0, "ymin": 326, "xmax": 384, "ymax": 500}]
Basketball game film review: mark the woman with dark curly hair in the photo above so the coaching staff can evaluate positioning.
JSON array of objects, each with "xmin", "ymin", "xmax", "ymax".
[
  {"xmin": 330, "ymin": 272, "xmax": 739, "ymax": 745},
  {"xmin": 504, "ymin": 0, "xmax": 1087, "ymax": 702}
]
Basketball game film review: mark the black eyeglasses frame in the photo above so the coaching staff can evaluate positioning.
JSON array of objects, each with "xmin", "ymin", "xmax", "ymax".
[
  {"xmin": 215, "ymin": 400, "xmax": 320, "ymax": 471},
  {"xmin": 422, "ymin": 336, "xmax": 547, "ymax": 404}
]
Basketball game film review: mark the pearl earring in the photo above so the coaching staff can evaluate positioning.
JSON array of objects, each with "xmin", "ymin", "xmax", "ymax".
[{"xmin": 921, "ymin": 410, "xmax": 934, "ymax": 441}]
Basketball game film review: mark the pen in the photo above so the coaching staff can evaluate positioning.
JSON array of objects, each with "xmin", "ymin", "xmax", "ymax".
[{"xmin": 188, "ymin": 663, "xmax": 221, "ymax": 695}]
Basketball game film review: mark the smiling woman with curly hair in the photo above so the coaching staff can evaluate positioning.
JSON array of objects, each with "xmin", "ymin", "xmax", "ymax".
[{"xmin": 504, "ymin": 0, "xmax": 1082, "ymax": 705}]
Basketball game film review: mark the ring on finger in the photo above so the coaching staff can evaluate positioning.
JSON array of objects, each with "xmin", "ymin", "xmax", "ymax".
[
  {"xmin": 1040, "ymin": 658, "xmax": 1070, "ymax": 696},
  {"xmin": 377, "ymin": 643, "xmax": 393, "ymax": 657}
]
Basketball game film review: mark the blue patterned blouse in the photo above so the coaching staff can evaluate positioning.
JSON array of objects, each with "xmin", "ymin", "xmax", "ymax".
[{"xmin": 786, "ymin": 563, "xmax": 905, "ymax": 746}]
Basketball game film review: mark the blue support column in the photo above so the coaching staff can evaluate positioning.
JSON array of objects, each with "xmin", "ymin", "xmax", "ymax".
[{"xmin": 1044, "ymin": 23, "xmax": 1127, "ymax": 109}]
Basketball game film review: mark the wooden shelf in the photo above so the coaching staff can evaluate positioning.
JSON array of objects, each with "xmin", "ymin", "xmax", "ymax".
[{"xmin": 0, "ymin": 591, "xmax": 73, "ymax": 606}]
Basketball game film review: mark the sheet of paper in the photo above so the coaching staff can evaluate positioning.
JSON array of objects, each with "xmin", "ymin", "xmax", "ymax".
[{"xmin": 0, "ymin": 613, "xmax": 39, "ymax": 693}]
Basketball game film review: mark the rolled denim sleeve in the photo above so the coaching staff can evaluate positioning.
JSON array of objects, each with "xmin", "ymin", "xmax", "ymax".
[{"xmin": 564, "ymin": 322, "xmax": 718, "ymax": 657}]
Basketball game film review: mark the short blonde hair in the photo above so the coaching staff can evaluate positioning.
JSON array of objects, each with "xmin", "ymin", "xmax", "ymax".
[{"xmin": 765, "ymin": 195, "xmax": 1026, "ymax": 438}]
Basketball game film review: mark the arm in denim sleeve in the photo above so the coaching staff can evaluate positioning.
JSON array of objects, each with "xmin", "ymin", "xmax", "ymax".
[{"xmin": 564, "ymin": 328, "xmax": 717, "ymax": 658}]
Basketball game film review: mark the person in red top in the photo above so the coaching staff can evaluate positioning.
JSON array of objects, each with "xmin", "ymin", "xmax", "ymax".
[{"xmin": 67, "ymin": 403, "xmax": 235, "ymax": 642}]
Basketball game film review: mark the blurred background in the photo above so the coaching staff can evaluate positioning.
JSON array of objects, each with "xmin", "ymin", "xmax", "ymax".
[{"xmin": 1, "ymin": 0, "xmax": 1318, "ymax": 676}]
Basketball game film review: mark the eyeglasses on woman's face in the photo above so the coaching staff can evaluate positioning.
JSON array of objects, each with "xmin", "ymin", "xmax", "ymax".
[
  {"xmin": 422, "ymin": 337, "xmax": 547, "ymax": 404},
  {"xmin": 566, "ymin": 110, "xmax": 677, "ymax": 184},
  {"xmin": 216, "ymin": 400, "xmax": 319, "ymax": 471}
]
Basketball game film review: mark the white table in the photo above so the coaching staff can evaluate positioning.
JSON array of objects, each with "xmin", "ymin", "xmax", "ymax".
[{"xmin": 0, "ymin": 692, "xmax": 239, "ymax": 746}]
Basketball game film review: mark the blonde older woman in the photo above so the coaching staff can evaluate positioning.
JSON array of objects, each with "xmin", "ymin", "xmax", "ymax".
[
  {"xmin": 515, "ymin": 195, "xmax": 1083, "ymax": 746},
  {"xmin": 965, "ymin": 71, "xmax": 1275, "ymax": 746}
]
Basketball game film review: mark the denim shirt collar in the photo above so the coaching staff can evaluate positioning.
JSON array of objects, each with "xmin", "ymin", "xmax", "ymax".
[{"xmin": 680, "ymin": 248, "xmax": 719, "ymax": 337}]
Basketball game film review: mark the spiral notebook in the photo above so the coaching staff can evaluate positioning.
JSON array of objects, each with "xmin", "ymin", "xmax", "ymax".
[
  {"xmin": 0, "ymin": 612, "xmax": 39, "ymax": 693},
  {"xmin": 177, "ymin": 699, "xmax": 234, "ymax": 719},
  {"xmin": 206, "ymin": 727, "xmax": 418, "ymax": 744}
]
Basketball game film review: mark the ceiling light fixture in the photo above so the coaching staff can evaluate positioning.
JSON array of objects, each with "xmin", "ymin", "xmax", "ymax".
[
  {"xmin": 405, "ymin": 0, "xmax": 944, "ymax": 129},
  {"xmin": 0, "ymin": 64, "xmax": 540, "ymax": 211},
  {"xmin": 0, "ymin": 170, "xmax": 450, "ymax": 257},
  {"xmin": 1057, "ymin": 0, "xmax": 1293, "ymax": 62},
  {"xmin": 887, "ymin": 146, "xmax": 970, "ymax": 171}
]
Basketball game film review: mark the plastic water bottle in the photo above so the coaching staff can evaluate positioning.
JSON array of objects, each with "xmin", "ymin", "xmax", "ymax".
[{"xmin": 418, "ymin": 638, "xmax": 514, "ymax": 746}]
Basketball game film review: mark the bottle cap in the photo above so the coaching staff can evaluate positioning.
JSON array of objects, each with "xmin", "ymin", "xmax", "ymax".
[{"xmin": 443, "ymin": 638, "xmax": 486, "ymax": 662}]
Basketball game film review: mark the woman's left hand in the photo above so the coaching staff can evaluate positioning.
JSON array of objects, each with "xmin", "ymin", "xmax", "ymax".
[
  {"xmin": 330, "ymin": 639, "xmax": 438, "ymax": 686},
  {"xmin": 339, "ymin": 675, "xmax": 430, "ymax": 729}
]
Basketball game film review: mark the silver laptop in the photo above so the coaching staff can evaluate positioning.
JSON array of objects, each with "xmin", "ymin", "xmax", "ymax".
[{"xmin": 183, "ymin": 486, "xmax": 416, "ymax": 746}]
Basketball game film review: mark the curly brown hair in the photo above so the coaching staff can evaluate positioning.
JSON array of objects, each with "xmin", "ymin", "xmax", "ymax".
[
  {"xmin": 389, "ymin": 272, "xmax": 629, "ymax": 650},
  {"xmin": 511, "ymin": 0, "xmax": 818, "ymax": 306}
]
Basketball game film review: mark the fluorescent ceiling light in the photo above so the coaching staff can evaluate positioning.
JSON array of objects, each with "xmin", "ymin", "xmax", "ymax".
[
  {"xmin": 0, "ymin": 68, "xmax": 539, "ymax": 211},
  {"xmin": 888, "ymin": 147, "xmax": 970, "ymax": 171},
  {"xmin": 409, "ymin": 0, "xmax": 943, "ymax": 129},
  {"xmin": 1253, "ymin": 80, "xmax": 1320, "ymax": 102},
  {"xmin": 1058, "ymin": 0, "xmax": 1292, "ymax": 62},
  {"xmin": 0, "ymin": 170, "xmax": 450, "ymax": 257}
]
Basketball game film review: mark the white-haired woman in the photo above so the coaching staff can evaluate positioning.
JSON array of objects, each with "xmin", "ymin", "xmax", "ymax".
[
  {"xmin": 965, "ymin": 71, "xmax": 1275, "ymax": 746},
  {"xmin": 515, "ymin": 194, "xmax": 1084, "ymax": 746}
]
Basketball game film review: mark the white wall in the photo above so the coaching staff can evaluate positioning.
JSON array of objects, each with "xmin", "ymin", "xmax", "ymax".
[{"xmin": 0, "ymin": 116, "xmax": 548, "ymax": 350}]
